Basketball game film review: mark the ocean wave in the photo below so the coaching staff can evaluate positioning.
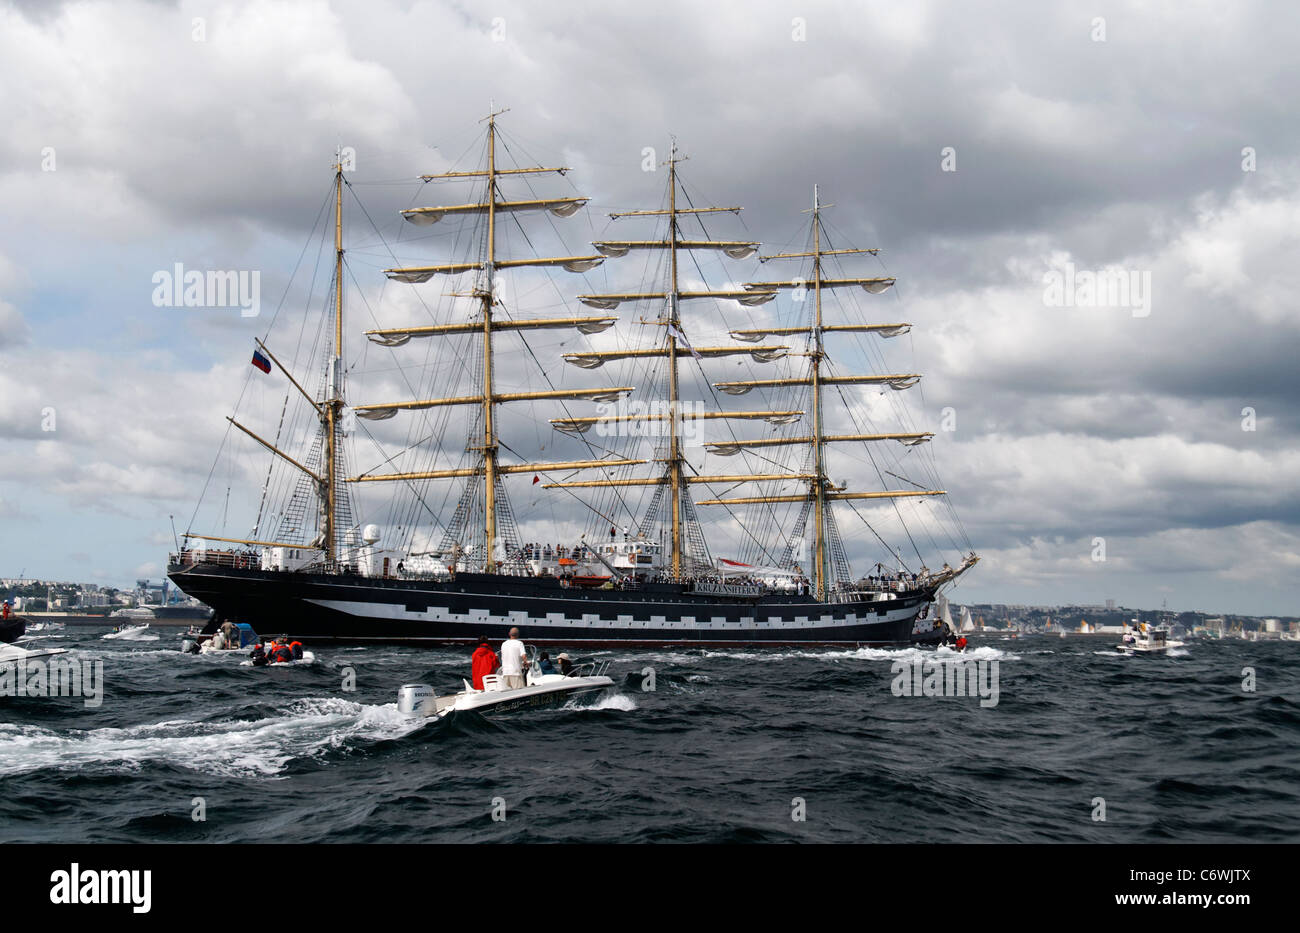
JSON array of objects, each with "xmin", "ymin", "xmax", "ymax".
[{"xmin": 0, "ymin": 696, "xmax": 422, "ymax": 779}]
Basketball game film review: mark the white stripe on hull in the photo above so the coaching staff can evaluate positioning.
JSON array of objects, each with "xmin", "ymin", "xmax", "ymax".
[{"xmin": 305, "ymin": 597, "xmax": 919, "ymax": 633}]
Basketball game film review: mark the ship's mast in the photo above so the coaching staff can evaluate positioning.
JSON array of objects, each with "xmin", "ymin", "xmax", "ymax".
[
  {"xmin": 324, "ymin": 152, "xmax": 345, "ymax": 565},
  {"xmin": 810, "ymin": 185, "xmax": 828, "ymax": 599},
  {"xmin": 666, "ymin": 146, "xmax": 683, "ymax": 577},
  {"xmin": 695, "ymin": 187, "xmax": 950, "ymax": 598},
  {"xmin": 188, "ymin": 157, "xmax": 353, "ymax": 562},
  {"xmin": 482, "ymin": 112, "xmax": 501, "ymax": 573},
  {"xmin": 350, "ymin": 111, "xmax": 650, "ymax": 572},
  {"xmin": 548, "ymin": 146, "xmax": 798, "ymax": 579}
]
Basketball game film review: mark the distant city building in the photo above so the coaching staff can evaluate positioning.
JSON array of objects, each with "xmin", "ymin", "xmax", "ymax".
[{"xmin": 1106, "ymin": 598, "xmax": 1116, "ymax": 610}]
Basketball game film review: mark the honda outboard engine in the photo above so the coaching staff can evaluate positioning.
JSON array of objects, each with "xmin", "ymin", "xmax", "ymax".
[{"xmin": 397, "ymin": 683, "xmax": 437, "ymax": 718}]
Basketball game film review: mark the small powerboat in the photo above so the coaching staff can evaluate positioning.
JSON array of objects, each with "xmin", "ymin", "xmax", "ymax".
[
  {"xmin": 103, "ymin": 622, "xmax": 152, "ymax": 640},
  {"xmin": 182, "ymin": 622, "xmax": 260, "ymax": 655},
  {"xmin": 0, "ymin": 641, "xmax": 69, "ymax": 664},
  {"xmin": 1116, "ymin": 620, "xmax": 1183, "ymax": 655},
  {"xmin": 397, "ymin": 648, "xmax": 614, "ymax": 719}
]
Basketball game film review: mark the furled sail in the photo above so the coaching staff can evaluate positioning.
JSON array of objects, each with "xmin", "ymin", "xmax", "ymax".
[
  {"xmin": 578, "ymin": 290, "xmax": 777, "ymax": 310},
  {"xmin": 385, "ymin": 255, "xmax": 605, "ymax": 283},
  {"xmin": 401, "ymin": 197, "xmax": 589, "ymax": 226},
  {"xmin": 743, "ymin": 277, "xmax": 896, "ymax": 293},
  {"xmin": 592, "ymin": 240, "xmax": 759, "ymax": 260},
  {"xmin": 562, "ymin": 346, "xmax": 788, "ymax": 369},
  {"xmin": 712, "ymin": 374, "xmax": 923, "ymax": 395},
  {"xmin": 365, "ymin": 316, "xmax": 619, "ymax": 345},
  {"xmin": 728, "ymin": 323, "xmax": 912, "ymax": 341}
]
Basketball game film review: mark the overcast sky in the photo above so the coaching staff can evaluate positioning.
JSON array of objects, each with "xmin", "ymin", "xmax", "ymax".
[{"xmin": 1, "ymin": 0, "xmax": 1297, "ymax": 616}]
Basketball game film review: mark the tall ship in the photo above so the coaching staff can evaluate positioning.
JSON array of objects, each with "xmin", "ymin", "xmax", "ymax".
[{"xmin": 169, "ymin": 112, "xmax": 976, "ymax": 646}]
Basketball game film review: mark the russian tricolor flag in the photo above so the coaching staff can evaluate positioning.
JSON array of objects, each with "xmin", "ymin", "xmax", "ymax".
[{"xmin": 251, "ymin": 349, "xmax": 272, "ymax": 374}]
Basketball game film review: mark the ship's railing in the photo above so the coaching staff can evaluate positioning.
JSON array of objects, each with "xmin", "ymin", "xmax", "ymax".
[
  {"xmin": 830, "ymin": 581, "xmax": 926, "ymax": 603},
  {"xmin": 170, "ymin": 549, "xmax": 336, "ymax": 574},
  {"xmin": 847, "ymin": 575, "xmax": 925, "ymax": 593},
  {"xmin": 831, "ymin": 590, "xmax": 898, "ymax": 604},
  {"xmin": 169, "ymin": 549, "xmax": 260, "ymax": 571}
]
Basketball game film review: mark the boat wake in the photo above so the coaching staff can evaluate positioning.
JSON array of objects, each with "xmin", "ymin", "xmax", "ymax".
[
  {"xmin": 562, "ymin": 692, "xmax": 637, "ymax": 712},
  {"xmin": 0, "ymin": 697, "xmax": 422, "ymax": 779},
  {"xmin": 239, "ymin": 651, "xmax": 318, "ymax": 667}
]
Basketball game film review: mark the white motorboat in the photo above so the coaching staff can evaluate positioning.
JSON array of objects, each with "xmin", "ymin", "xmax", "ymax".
[
  {"xmin": 1116, "ymin": 620, "xmax": 1183, "ymax": 654},
  {"xmin": 102, "ymin": 622, "xmax": 152, "ymax": 640},
  {"xmin": 397, "ymin": 648, "xmax": 614, "ymax": 719},
  {"xmin": 0, "ymin": 641, "xmax": 69, "ymax": 663}
]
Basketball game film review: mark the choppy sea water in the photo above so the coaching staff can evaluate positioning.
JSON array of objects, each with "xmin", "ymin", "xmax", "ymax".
[{"xmin": 1, "ymin": 627, "xmax": 1297, "ymax": 843}]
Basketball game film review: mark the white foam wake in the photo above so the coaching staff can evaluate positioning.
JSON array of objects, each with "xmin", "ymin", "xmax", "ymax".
[
  {"xmin": 0, "ymin": 697, "xmax": 423, "ymax": 779},
  {"xmin": 562, "ymin": 692, "xmax": 636, "ymax": 712}
]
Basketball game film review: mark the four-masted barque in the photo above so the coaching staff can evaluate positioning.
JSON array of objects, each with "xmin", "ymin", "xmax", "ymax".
[{"xmin": 169, "ymin": 111, "xmax": 977, "ymax": 645}]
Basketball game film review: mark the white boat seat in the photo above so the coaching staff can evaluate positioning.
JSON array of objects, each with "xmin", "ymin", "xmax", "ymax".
[{"xmin": 482, "ymin": 674, "xmax": 504, "ymax": 692}]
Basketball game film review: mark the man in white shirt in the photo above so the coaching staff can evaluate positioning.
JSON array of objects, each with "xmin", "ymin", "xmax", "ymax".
[{"xmin": 500, "ymin": 627, "xmax": 528, "ymax": 689}]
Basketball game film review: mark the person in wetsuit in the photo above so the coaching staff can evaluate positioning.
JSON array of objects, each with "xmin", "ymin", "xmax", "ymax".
[{"xmin": 250, "ymin": 640, "xmax": 269, "ymax": 667}]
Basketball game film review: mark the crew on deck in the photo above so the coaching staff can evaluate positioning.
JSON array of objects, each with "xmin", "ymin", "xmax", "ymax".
[
  {"xmin": 471, "ymin": 636, "xmax": 499, "ymax": 690},
  {"xmin": 500, "ymin": 628, "xmax": 528, "ymax": 689}
]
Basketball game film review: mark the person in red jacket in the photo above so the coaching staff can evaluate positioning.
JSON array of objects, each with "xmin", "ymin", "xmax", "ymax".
[
  {"xmin": 471, "ymin": 636, "xmax": 499, "ymax": 690},
  {"xmin": 954, "ymin": 635, "xmax": 968, "ymax": 653}
]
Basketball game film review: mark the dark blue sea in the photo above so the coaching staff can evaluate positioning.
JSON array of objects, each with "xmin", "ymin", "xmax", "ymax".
[{"xmin": 2, "ymin": 626, "xmax": 1298, "ymax": 844}]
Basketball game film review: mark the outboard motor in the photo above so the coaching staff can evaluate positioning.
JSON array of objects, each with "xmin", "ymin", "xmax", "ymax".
[{"xmin": 397, "ymin": 683, "xmax": 437, "ymax": 718}]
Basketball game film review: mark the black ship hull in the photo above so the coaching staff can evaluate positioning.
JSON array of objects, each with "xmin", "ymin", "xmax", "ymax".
[
  {"xmin": 168, "ymin": 562, "xmax": 931, "ymax": 647},
  {"xmin": 0, "ymin": 615, "xmax": 26, "ymax": 643},
  {"xmin": 150, "ymin": 605, "xmax": 215, "ymax": 623}
]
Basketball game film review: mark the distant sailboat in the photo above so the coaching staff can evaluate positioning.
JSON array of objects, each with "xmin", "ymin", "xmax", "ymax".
[
  {"xmin": 939, "ymin": 594, "xmax": 955, "ymax": 631},
  {"xmin": 959, "ymin": 605, "xmax": 974, "ymax": 633}
]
